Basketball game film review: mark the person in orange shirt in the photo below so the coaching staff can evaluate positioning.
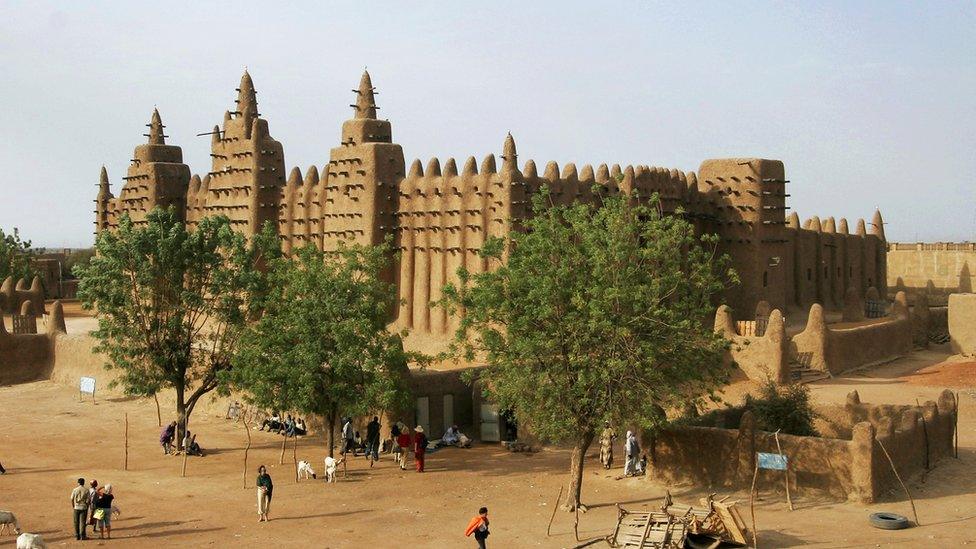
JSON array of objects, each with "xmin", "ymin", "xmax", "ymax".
[{"xmin": 465, "ymin": 507, "xmax": 490, "ymax": 548}]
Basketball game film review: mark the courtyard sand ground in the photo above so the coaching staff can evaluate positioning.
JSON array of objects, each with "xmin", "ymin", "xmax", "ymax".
[{"xmin": 0, "ymin": 348, "xmax": 974, "ymax": 548}]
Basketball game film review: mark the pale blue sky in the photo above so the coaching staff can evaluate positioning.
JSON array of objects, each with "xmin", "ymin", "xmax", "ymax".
[{"xmin": 1, "ymin": 1, "xmax": 973, "ymax": 247}]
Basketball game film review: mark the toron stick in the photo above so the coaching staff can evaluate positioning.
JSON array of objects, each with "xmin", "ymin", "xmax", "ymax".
[
  {"xmin": 773, "ymin": 430, "xmax": 793, "ymax": 511},
  {"xmin": 875, "ymin": 438, "xmax": 919, "ymax": 526},
  {"xmin": 153, "ymin": 394, "xmax": 161, "ymax": 427},
  {"xmin": 750, "ymin": 463, "xmax": 760, "ymax": 548},
  {"xmin": 955, "ymin": 392, "xmax": 960, "ymax": 459},
  {"xmin": 123, "ymin": 413, "xmax": 128, "ymax": 471},
  {"xmin": 547, "ymin": 486, "xmax": 563, "ymax": 537}
]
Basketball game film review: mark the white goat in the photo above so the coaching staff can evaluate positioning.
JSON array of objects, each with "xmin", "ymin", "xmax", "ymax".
[
  {"xmin": 297, "ymin": 460, "xmax": 316, "ymax": 480},
  {"xmin": 323, "ymin": 456, "xmax": 344, "ymax": 483},
  {"xmin": 16, "ymin": 533, "xmax": 47, "ymax": 549},
  {"xmin": 0, "ymin": 510, "xmax": 21, "ymax": 535}
]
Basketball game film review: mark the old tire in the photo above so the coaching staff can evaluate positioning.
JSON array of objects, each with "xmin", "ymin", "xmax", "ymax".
[{"xmin": 869, "ymin": 512, "xmax": 910, "ymax": 530}]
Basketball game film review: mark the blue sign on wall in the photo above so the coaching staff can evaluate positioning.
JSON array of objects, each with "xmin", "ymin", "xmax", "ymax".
[{"xmin": 757, "ymin": 452, "xmax": 788, "ymax": 470}]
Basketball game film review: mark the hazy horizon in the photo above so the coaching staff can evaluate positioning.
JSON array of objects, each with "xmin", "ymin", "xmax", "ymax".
[{"xmin": 1, "ymin": 1, "xmax": 973, "ymax": 247}]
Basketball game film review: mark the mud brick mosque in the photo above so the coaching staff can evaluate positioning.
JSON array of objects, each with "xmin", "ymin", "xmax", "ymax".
[{"xmin": 95, "ymin": 70, "xmax": 888, "ymax": 357}]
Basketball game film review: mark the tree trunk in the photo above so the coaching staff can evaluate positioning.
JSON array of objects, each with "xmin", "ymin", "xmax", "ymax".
[
  {"xmin": 326, "ymin": 412, "xmax": 337, "ymax": 458},
  {"xmin": 175, "ymin": 384, "xmax": 187, "ymax": 452},
  {"xmin": 563, "ymin": 430, "xmax": 596, "ymax": 512},
  {"xmin": 242, "ymin": 410, "xmax": 252, "ymax": 489},
  {"xmin": 181, "ymin": 416, "xmax": 189, "ymax": 477}
]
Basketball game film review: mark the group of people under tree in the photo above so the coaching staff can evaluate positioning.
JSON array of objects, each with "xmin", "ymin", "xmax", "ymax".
[
  {"xmin": 159, "ymin": 421, "xmax": 203, "ymax": 456},
  {"xmin": 259, "ymin": 412, "xmax": 307, "ymax": 437},
  {"xmin": 69, "ymin": 477, "xmax": 117, "ymax": 540}
]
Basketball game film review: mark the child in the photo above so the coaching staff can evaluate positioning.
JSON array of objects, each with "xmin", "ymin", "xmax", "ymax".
[{"xmin": 465, "ymin": 506, "xmax": 490, "ymax": 548}]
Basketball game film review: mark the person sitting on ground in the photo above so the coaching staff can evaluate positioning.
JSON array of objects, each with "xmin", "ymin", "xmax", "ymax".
[
  {"xmin": 294, "ymin": 418, "xmax": 307, "ymax": 437},
  {"xmin": 160, "ymin": 422, "xmax": 176, "ymax": 455},
  {"xmin": 441, "ymin": 425, "xmax": 460, "ymax": 447},
  {"xmin": 260, "ymin": 412, "xmax": 281, "ymax": 432},
  {"xmin": 353, "ymin": 431, "xmax": 367, "ymax": 455},
  {"xmin": 285, "ymin": 415, "xmax": 297, "ymax": 437},
  {"xmin": 187, "ymin": 434, "xmax": 203, "ymax": 456},
  {"xmin": 440, "ymin": 425, "xmax": 472, "ymax": 448},
  {"xmin": 182, "ymin": 430, "xmax": 193, "ymax": 454}
]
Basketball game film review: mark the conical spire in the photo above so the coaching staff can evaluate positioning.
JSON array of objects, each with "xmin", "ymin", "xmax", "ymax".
[
  {"xmin": 98, "ymin": 166, "xmax": 111, "ymax": 198},
  {"xmin": 501, "ymin": 133, "xmax": 517, "ymax": 172},
  {"xmin": 871, "ymin": 209, "xmax": 885, "ymax": 240},
  {"xmin": 147, "ymin": 108, "xmax": 165, "ymax": 145},
  {"xmin": 352, "ymin": 70, "xmax": 377, "ymax": 120},
  {"xmin": 236, "ymin": 70, "xmax": 258, "ymax": 119}
]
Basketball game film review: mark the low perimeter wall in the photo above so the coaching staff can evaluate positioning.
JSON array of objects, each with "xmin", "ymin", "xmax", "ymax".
[
  {"xmin": 0, "ymin": 302, "xmax": 66, "ymax": 386},
  {"xmin": 720, "ymin": 291, "xmax": 914, "ymax": 382},
  {"xmin": 650, "ymin": 390, "xmax": 957, "ymax": 503}
]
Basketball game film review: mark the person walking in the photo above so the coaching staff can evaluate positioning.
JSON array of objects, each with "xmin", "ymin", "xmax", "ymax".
[
  {"xmin": 87, "ymin": 480, "xmax": 99, "ymax": 528},
  {"xmin": 464, "ymin": 507, "xmax": 491, "ymax": 548},
  {"xmin": 256, "ymin": 465, "xmax": 273, "ymax": 522},
  {"xmin": 599, "ymin": 421, "xmax": 616, "ymax": 470},
  {"xmin": 396, "ymin": 424, "xmax": 412, "ymax": 470},
  {"xmin": 70, "ymin": 477, "xmax": 90, "ymax": 540},
  {"xmin": 413, "ymin": 425, "xmax": 428, "ymax": 473},
  {"xmin": 341, "ymin": 417, "xmax": 355, "ymax": 457},
  {"xmin": 623, "ymin": 431, "xmax": 640, "ymax": 477},
  {"xmin": 390, "ymin": 421, "xmax": 402, "ymax": 464},
  {"xmin": 366, "ymin": 416, "xmax": 381, "ymax": 465}
]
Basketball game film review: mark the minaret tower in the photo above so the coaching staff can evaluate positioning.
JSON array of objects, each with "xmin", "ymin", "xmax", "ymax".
[
  {"xmin": 206, "ymin": 70, "xmax": 286, "ymax": 237},
  {"xmin": 321, "ymin": 71, "xmax": 405, "ymax": 256},
  {"xmin": 94, "ymin": 166, "xmax": 116, "ymax": 234},
  {"xmin": 115, "ymin": 108, "xmax": 191, "ymax": 227}
]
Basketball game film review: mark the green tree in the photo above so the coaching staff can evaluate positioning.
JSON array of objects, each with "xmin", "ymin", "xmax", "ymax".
[
  {"xmin": 225, "ymin": 241, "xmax": 417, "ymax": 456},
  {"xmin": 64, "ymin": 248, "xmax": 95, "ymax": 278},
  {"xmin": 77, "ymin": 208, "xmax": 278, "ymax": 446},
  {"xmin": 0, "ymin": 227, "xmax": 34, "ymax": 283},
  {"xmin": 441, "ymin": 188, "xmax": 736, "ymax": 510}
]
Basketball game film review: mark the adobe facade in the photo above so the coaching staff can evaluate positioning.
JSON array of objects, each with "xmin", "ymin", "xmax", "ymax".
[{"xmin": 95, "ymin": 70, "xmax": 888, "ymax": 357}]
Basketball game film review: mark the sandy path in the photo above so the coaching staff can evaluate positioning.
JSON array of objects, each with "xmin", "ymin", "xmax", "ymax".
[{"xmin": 0, "ymin": 347, "xmax": 974, "ymax": 547}]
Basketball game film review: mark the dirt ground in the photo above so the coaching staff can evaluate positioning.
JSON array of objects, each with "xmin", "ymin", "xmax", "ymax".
[{"xmin": 0, "ymin": 346, "xmax": 974, "ymax": 548}]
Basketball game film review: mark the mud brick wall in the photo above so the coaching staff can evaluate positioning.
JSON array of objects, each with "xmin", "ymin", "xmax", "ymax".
[
  {"xmin": 0, "ymin": 302, "xmax": 66, "ymax": 385},
  {"xmin": 650, "ymin": 392, "xmax": 957, "ymax": 503},
  {"xmin": 791, "ymin": 291, "xmax": 912, "ymax": 375}
]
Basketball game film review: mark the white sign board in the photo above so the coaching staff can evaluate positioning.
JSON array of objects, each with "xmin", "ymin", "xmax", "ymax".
[{"xmin": 79, "ymin": 376, "xmax": 96, "ymax": 402}]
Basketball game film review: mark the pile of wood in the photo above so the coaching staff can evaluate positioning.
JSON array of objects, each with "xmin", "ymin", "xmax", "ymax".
[{"xmin": 608, "ymin": 492, "xmax": 748, "ymax": 548}]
